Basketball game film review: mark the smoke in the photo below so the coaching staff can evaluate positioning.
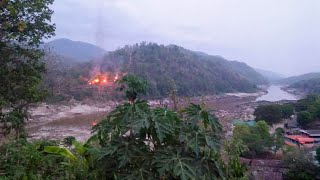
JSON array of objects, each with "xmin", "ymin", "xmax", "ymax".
[{"xmin": 95, "ymin": 0, "xmax": 106, "ymax": 49}]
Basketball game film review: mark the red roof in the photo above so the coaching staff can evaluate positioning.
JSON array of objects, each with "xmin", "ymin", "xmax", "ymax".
[{"xmin": 285, "ymin": 135, "xmax": 315, "ymax": 144}]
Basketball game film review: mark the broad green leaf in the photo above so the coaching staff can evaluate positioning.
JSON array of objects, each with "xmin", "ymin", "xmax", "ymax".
[
  {"xmin": 152, "ymin": 108, "xmax": 180, "ymax": 143},
  {"xmin": 153, "ymin": 150, "xmax": 196, "ymax": 180},
  {"xmin": 44, "ymin": 146, "xmax": 76, "ymax": 161},
  {"xmin": 130, "ymin": 101, "xmax": 151, "ymax": 133},
  {"xmin": 173, "ymin": 160, "xmax": 196, "ymax": 180},
  {"xmin": 72, "ymin": 140, "xmax": 87, "ymax": 155}
]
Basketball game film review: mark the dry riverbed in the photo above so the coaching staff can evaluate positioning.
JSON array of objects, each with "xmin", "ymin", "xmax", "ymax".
[{"xmin": 27, "ymin": 91, "xmax": 271, "ymax": 142}]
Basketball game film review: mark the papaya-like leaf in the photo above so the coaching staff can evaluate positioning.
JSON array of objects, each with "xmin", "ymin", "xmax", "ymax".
[
  {"xmin": 44, "ymin": 146, "xmax": 76, "ymax": 161},
  {"xmin": 153, "ymin": 149, "xmax": 196, "ymax": 180},
  {"xmin": 152, "ymin": 108, "xmax": 180, "ymax": 143},
  {"xmin": 72, "ymin": 140, "xmax": 87, "ymax": 155}
]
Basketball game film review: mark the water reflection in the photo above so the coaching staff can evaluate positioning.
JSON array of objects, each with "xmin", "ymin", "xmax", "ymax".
[{"xmin": 256, "ymin": 85, "xmax": 299, "ymax": 102}]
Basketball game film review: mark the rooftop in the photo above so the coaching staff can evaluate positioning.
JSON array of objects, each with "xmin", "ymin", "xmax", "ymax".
[
  {"xmin": 285, "ymin": 135, "xmax": 315, "ymax": 144},
  {"xmin": 232, "ymin": 119, "xmax": 256, "ymax": 127},
  {"xmin": 299, "ymin": 130, "xmax": 320, "ymax": 136}
]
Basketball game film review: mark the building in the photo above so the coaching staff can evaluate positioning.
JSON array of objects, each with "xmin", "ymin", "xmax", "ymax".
[
  {"xmin": 284, "ymin": 129, "xmax": 320, "ymax": 148},
  {"xmin": 285, "ymin": 135, "xmax": 315, "ymax": 148}
]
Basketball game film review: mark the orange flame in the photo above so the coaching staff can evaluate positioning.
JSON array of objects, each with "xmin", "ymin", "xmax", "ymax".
[{"xmin": 88, "ymin": 73, "xmax": 120, "ymax": 86}]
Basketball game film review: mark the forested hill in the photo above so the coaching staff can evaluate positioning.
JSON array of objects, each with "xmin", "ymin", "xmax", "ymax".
[
  {"xmin": 289, "ymin": 78, "xmax": 320, "ymax": 94},
  {"xmin": 43, "ymin": 38, "xmax": 107, "ymax": 62},
  {"xmin": 99, "ymin": 43, "xmax": 266, "ymax": 97},
  {"xmin": 278, "ymin": 72, "xmax": 320, "ymax": 84}
]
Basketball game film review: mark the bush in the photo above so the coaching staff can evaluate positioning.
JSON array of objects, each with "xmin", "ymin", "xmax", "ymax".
[
  {"xmin": 283, "ymin": 148, "xmax": 320, "ymax": 180},
  {"xmin": 233, "ymin": 121, "xmax": 273, "ymax": 157},
  {"xmin": 254, "ymin": 105, "xmax": 283, "ymax": 125},
  {"xmin": 280, "ymin": 104, "xmax": 294, "ymax": 119},
  {"xmin": 297, "ymin": 111, "xmax": 312, "ymax": 127},
  {"xmin": 0, "ymin": 139, "xmax": 66, "ymax": 179}
]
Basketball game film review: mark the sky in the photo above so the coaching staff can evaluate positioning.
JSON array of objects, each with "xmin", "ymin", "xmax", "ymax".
[{"xmin": 50, "ymin": 0, "xmax": 320, "ymax": 76}]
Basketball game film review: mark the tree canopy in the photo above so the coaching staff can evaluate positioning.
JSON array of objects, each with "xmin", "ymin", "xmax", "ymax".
[
  {"xmin": 0, "ymin": 0, "xmax": 55, "ymax": 138},
  {"xmin": 233, "ymin": 121, "xmax": 276, "ymax": 157},
  {"xmin": 295, "ymin": 94, "xmax": 320, "ymax": 127},
  {"xmin": 254, "ymin": 105, "xmax": 283, "ymax": 125}
]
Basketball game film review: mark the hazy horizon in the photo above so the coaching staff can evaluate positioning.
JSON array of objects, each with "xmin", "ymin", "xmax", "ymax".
[{"xmin": 50, "ymin": 0, "xmax": 320, "ymax": 76}]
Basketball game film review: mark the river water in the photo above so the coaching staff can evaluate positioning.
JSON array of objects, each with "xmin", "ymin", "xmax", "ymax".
[
  {"xmin": 255, "ymin": 85, "xmax": 299, "ymax": 102},
  {"xmin": 28, "ymin": 85, "xmax": 299, "ymax": 141}
]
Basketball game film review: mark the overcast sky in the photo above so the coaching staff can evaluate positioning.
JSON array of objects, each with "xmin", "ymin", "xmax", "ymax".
[{"xmin": 50, "ymin": 0, "xmax": 320, "ymax": 76}]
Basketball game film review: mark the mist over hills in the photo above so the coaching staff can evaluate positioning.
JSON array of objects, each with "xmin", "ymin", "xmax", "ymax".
[
  {"xmin": 43, "ymin": 38, "xmax": 107, "ymax": 62},
  {"xmin": 288, "ymin": 78, "xmax": 320, "ymax": 94},
  {"xmin": 278, "ymin": 72, "xmax": 320, "ymax": 85},
  {"xmin": 255, "ymin": 68, "xmax": 285, "ymax": 83}
]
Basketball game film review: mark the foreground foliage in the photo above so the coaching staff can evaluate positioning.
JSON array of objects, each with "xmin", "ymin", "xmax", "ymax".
[
  {"xmin": 0, "ymin": 75, "xmax": 247, "ymax": 179},
  {"xmin": 87, "ymin": 75, "xmax": 247, "ymax": 179},
  {"xmin": 283, "ymin": 148, "xmax": 320, "ymax": 180},
  {"xmin": 0, "ymin": 0, "xmax": 55, "ymax": 138},
  {"xmin": 0, "ymin": 139, "xmax": 66, "ymax": 179}
]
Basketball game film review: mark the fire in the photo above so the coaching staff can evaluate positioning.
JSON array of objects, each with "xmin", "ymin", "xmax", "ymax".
[{"xmin": 87, "ymin": 73, "xmax": 120, "ymax": 86}]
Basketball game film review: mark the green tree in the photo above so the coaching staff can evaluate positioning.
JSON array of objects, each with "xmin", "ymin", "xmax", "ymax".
[
  {"xmin": 233, "ymin": 121, "xmax": 272, "ymax": 157},
  {"xmin": 254, "ymin": 105, "xmax": 283, "ymax": 125},
  {"xmin": 272, "ymin": 127, "xmax": 285, "ymax": 153},
  {"xmin": 295, "ymin": 94, "xmax": 320, "ymax": 112},
  {"xmin": 224, "ymin": 137, "xmax": 248, "ymax": 179},
  {"xmin": 297, "ymin": 111, "xmax": 312, "ymax": 127},
  {"xmin": 280, "ymin": 104, "xmax": 294, "ymax": 119},
  {"xmin": 283, "ymin": 148, "xmax": 320, "ymax": 180},
  {"xmin": 117, "ymin": 74, "xmax": 148, "ymax": 103},
  {"xmin": 87, "ymin": 75, "xmax": 246, "ymax": 179},
  {"xmin": 0, "ymin": 0, "xmax": 55, "ymax": 138}
]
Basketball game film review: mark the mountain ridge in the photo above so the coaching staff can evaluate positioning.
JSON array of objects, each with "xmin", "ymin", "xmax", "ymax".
[
  {"xmin": 42, "ymin": 38, "xmax": 107, "ymax": 62},
  {"xmin": 255, "ymin": 68, "xmax": 285, "ymax": 83},
  {"xmin": 98, "ymin": 42, "xmax": 267, "ymax": 97},
  {"xmin": 278, "ymin": 72, "xmax": 320, "ymax": 84}
]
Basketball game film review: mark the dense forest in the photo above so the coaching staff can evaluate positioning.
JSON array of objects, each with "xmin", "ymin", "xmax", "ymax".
[
  {"xmin": 102, "ymin": 43, "xmax": 267, "ymax": 97},
  {"xmin": 43, "ymin": 42, "xmax": 268, "ymax": 101}
]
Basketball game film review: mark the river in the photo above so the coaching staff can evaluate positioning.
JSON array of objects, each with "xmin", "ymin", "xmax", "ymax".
[
  {"xmin": 28, "ymin": 85, "xmax": 299, "ymax": 141},
  {"xmin": 255, "ymin": 85, "xmax": 299, "ymax": 102}
]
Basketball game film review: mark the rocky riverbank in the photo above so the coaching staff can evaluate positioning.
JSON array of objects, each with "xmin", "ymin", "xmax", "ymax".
[{"xmin": 27, "ymin": 91, "xmax": 290, "ymax": 142}]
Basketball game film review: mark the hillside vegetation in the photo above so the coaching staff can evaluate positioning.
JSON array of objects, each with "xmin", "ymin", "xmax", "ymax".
[
  {"xmin": 278, "ymin": 72, "xmax": 320, "ymax": 84},
  {"xmin": 289, "ymin": 78, "xmax": 320, "ymax": 94},
  {"xmin": 42, "ymin": 42, "xmax": 267, "ymax": 101},
  {"xmin": 43, "ymin": 38, "xmax": 107, "ymax": 62},
  {"xmin": 98, "ymin": 42, "xmax": 266, "ymax": 97}
]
